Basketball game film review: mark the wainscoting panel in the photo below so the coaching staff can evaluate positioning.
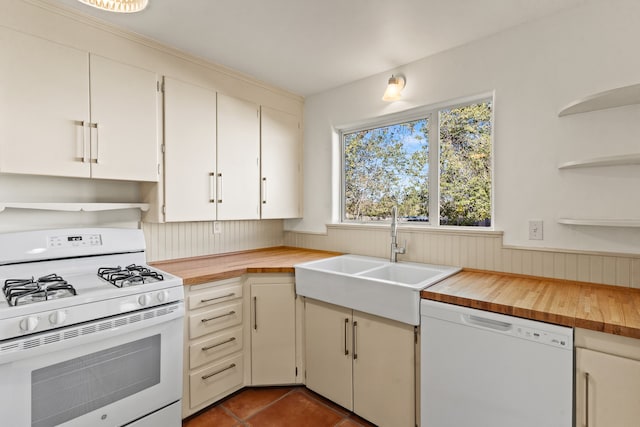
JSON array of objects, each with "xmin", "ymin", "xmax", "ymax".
[{"xmin": 143, "ymin": 220, "xmax": 284, "ymax": 262}]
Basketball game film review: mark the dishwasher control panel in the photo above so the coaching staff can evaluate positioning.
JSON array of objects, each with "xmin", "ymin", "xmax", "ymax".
[{"xmin": 515, "ymin": 326, "xmax": 570, "ymax": 348}]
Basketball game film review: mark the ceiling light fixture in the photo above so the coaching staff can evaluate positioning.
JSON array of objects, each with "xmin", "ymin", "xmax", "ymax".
[
  {"xmin": 382, "ymin": 74, "xmax": 406, "ymax": 102},
  {"xmin": 77, "ymin": 0, "xmax": 149, "ymax": 13}
]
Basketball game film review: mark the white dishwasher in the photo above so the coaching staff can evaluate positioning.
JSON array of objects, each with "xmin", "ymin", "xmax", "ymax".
[{"xmin": 420, "ymin": 299, "xmax": 573, "ymax": 427}]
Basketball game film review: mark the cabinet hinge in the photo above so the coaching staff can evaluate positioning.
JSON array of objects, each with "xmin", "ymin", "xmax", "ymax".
[
  {"xmin": 157, "ymin": 163, "xmax": 161, "ymax": 175},
  {"xmin": 162, "ymin": 205, "xmax": 166, "ymax": 215},
  {"xmin": 295, "ymin": 367, "xmax": 298, "ymax": 377},
  {"xmin": 161, "ymin": 144, "xmax": 166, "ymax": 154},
  {"xmin": 157, "ymin": 80, "xmax": 165, "ymax": 93}
]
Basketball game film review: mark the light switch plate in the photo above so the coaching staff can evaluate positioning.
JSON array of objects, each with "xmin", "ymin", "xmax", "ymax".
[
  {"xmin": 213, "ymin": 221, "xmax": 222, "ymax": 234},
  {"xmin": 529, "ymin": 220, "xmax": 543, "ymax": 240}
]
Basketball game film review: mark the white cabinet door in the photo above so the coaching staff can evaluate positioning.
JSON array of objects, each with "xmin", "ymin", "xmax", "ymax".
[
  {"xmin": 250, "ymin": 282, "xmax": 296, "ymax": 385},
  {"xmin": 576, "ymin": 348, "xmax": 640, "ymax": 427},
  {"xmin": 304, "ymin": 299, "xmax": 353, "ymax": 410},
  {"xmin": 0, "ymin": 27, "xmax": 90, "ymax": 178},
  {"xmin": 89, "ymin": 55, "xmax": 159, "ymax": 181},
  {"xmin": 352, "ymin": 311, "xmax": 415, "ymax": 427},
  {"xmin": 163, "ymin": 77, "xmax": 217, "ymax": 221},
  {"xmin": 260, "ymin": 106, "xmax": 301, "ymax": 219},
  {"xmin": 216, "ymin": 94, "xmax": 260, "ymax": 220}
]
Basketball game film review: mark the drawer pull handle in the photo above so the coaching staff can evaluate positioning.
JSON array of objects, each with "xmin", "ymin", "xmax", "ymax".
[
  {"xmin": 201, "ymin": 311, "xmax": 236, "ymax": 323},
  {"xmin": 202, "ymin": 337, "xmax": 236, "ymax": 351},
  {"xmin": 201, "ymin": 293, "xmax": 235, "ymax": 303},
  {"xmin": 201, "ymin": 363, "xmax": 236, "ymax": 380}
]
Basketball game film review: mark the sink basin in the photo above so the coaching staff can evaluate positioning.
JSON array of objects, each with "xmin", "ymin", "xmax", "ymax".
[
  {"xmin": 359, "ymin": 263, "xmax": 446, "ymax": 285},
  {"xmin": 305, "ymin": 256, "xmax": 385, "ymax": 274},
  {"xmin": 294, "ymin": 255, "xmax": 461, "ymax": 325}
]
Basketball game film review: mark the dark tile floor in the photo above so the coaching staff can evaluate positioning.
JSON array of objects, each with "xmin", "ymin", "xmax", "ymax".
[{"xmin": 183, "ymin": 386, "xmax": 377, "ymax": 427}]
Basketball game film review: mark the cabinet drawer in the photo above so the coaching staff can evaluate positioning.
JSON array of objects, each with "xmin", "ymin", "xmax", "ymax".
[
  {"xmin": 189, "ymin": 300, "xmax": 243, "ymax": 339},
  {"xmin": 189, "ymin": 353, "xmax": 244, "ymax": 408},
  {"xmin": 188, "ymin": 282, "xmax": 243, "ymax": 310},
  {"xmin": 190, "ymin": 326, "xmax": 244, "ymax": 370}
]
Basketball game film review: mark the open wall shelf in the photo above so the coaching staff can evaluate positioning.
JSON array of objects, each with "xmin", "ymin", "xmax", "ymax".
[
  {"xmin": 558, "ymin": 83, "xmax": 640, "ymax": 117},
  {"xmin": 558, "ymin": 218, "xmax": 640, "ymax": 228},
  {"xmin": 558, "ymin": 153, "xmax": 640, "ymax": 169},
  {"xmin": 0, "ymin": 202, "xmax": 150, "ymax": 213}
]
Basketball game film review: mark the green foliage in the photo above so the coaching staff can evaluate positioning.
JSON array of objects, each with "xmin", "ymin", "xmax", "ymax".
[
  {"xmin": 344, "ymin": 119, "xmax": 429, "ymax": 220},
  {"xmin": 439, "ymin": 102, "xmax": 492, "ymax": 226}
]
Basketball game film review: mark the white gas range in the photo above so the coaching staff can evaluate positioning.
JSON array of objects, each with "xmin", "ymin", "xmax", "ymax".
[{"xmin": 0, "ymin": 228, "xmax": 184, "ymax": 427}]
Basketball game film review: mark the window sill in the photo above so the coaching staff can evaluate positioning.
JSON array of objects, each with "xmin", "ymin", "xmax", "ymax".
[{"xmin": 329, "ymin": 222, "xmax": 503, "ymax": 237}]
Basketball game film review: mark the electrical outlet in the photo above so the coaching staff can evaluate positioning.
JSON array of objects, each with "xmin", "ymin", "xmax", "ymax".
[
  {"xmin": 529, "ymin": 220, "xmax": 543, "ymax": 240},
  {"xmin": 213, "ymin": 221, "xmax": 222, "ymax": 234}
]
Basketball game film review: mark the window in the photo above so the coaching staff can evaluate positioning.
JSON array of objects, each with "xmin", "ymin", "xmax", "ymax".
[{"xmin": 342, "ymin": 99, "xmax": 492, "ymax": 227}]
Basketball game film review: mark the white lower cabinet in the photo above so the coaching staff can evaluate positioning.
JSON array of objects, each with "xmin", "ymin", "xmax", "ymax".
[
  {"xmin": 183, "ymin": 279, "xmax": 245, "ymax": 418},
  {"xmin": 575, "ymin": 328, "xmax": 640, "ymax": 427},
  {"xmin": 249, "ymin": 279, "xmax": 297, "ymax": 385},
  {"xmin": 304, "ymin": 298, "xmax": 416, "ymax": 427}
]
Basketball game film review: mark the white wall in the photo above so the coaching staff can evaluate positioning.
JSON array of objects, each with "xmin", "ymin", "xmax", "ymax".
[{"xmin": 287, "ymin": 0, "xmax": 640, "ymax": 255}]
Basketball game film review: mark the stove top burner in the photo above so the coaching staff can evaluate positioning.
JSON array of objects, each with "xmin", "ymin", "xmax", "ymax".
[
  {"xmin": 98, "ymin": 264, "xmax": 164, "ymax": 288},
  {"xmin": 2, "ymin": 274, "xmax": 77, "ymax": 306}
]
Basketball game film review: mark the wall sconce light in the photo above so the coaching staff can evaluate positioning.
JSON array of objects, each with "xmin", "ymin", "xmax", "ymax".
[
  {"xmin": 77, "ymin": 0, "xmax": 149, "ymax": 13},
  {"xmin": 382, "ymin": 74, "xmax": 406, "ymax": 101}
]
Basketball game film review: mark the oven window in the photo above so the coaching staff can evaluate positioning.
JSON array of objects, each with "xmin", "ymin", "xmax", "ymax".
[{"xmin": 31, "ymin": 335, "xmax": 161, "ymax": 427}]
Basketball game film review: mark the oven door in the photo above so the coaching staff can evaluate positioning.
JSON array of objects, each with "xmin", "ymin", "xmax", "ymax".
[{"xmin": 0, "ymin": 302, "xmax": 184, "ymax": 427}]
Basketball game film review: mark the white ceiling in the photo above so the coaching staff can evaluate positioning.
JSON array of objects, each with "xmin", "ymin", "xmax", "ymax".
[{"xmin": 53, "ymin": 0, "xmax": 585, "ymax": 96}]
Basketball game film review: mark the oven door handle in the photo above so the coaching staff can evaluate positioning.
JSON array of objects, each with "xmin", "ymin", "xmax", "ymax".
[{"xmin": 0, "ymin": 302, "xmax": 184, "ymax": 365}]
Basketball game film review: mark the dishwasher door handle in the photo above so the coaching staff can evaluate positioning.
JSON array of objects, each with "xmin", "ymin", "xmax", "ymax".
[{"xmin": 464, "ymin": 314, "xmax": 512, "ymax": 331}]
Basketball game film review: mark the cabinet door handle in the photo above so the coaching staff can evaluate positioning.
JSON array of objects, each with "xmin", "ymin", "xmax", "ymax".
[
  {"xmin": 209, "ymin": 172, "xmax": 216, "ymax": 203},
  {"xmin": 352, "ymin": 320, "xmax": 358, "ymax": 360},
  {"xmin": 344, "ymin": 318, "xmax": 349, "ymax": 356},
  {"xmin": 202, "ymin": 337, "xmax": 236, "ymax": 352},
  {"xmin": 201, "ymin": 311, "xmax": 235, "ymax": 323},
  {"xmin": 87, "ymin": 122, "xmax": 100, "ymax": 164},
  {"xmin": 201, "ymin": 363, "xmax": 236, "ymax": 380},
  {"xmin": 584, "ymin": 371, "xmax": 590, "ymax": 427},
  {"xmin": 200, "ymin": 293, "xmax": 235, "ymax": 303},
  {"xmin": 217, "ymin": 172, "xmax": 223, "ymax": 203},
  {"xmin": 76, "ymin": 120, "xmax": 88, "ymax": 162},
  {"xmin": 262, "ymin": 177, "xmax": 267, "ymax": 204},
  {"xmin": 253, "ymin": 296, "xmax": 258, "ymax": 330}
]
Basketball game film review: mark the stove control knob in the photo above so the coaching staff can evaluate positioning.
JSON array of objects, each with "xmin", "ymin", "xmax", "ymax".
[
  {"xmin": 157, "ymin": 290, "xmax": 169, "ymax": 303},
  {"xmin": 19, "ymin": 316, "xmax": 39, "ymax": 332},
  {"xmin": 49, "ymin": 310, "xmax": 67, "ymax": 326},
  {"xmin": 138, "ymin": 294, "xmax": 152, "ymax": 306}
]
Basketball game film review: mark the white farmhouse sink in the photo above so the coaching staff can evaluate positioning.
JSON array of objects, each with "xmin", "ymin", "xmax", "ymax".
[{"xmin": 294, "ymin": 255, "xmax": 461, "ymax": 325}]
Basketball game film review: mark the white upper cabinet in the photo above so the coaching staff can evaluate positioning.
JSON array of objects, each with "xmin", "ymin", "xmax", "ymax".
[
  {"xmin": 88, "ymin": 55, "xmax": 159, "ymax": 182},
  {"xmin": 260, "ymin": 106, "xmax": 301, "ymax": 219},
  {"xmin": 217, "ymin": 94, "xmax": 261, "ymax": 220},
  {"xmin": 0, "ymin": 27, "xmax": 90, "ymax": 178},
  {"xmin": 0, "ymin": 27, "xmax": 159, "ymax": 182},
  {"xmin": 163, "ymin": 77, "xmax": 217, "ymax": 222}
]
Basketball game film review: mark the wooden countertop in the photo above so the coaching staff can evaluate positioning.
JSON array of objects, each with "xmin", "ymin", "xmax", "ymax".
[
  {"xmin": 421, "ymin": 269, "xmax": 640, "ymax": 339},
  {"xmin": 150, "ymin": 246, "xmax": 341, "ymax": 286}
]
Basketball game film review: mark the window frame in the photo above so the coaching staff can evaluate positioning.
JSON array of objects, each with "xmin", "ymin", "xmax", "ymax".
[{"xmin": 339, "ymin": 94, "xmax": 494, "ymax": 228}]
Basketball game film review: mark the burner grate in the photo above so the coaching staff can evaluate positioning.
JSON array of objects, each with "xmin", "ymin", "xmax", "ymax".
[
  {"xmin": 98, "ymin": 264, "xmax": 164, "ymax": 288},
  {"xmin": 2, "ymin": 274, "xmax": 77, "ymax": 306}
]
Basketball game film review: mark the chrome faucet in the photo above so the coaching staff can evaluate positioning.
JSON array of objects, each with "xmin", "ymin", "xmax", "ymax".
[{"xmin": 390, "ymin": 206, "xmax": 406, "ymax": 262}]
